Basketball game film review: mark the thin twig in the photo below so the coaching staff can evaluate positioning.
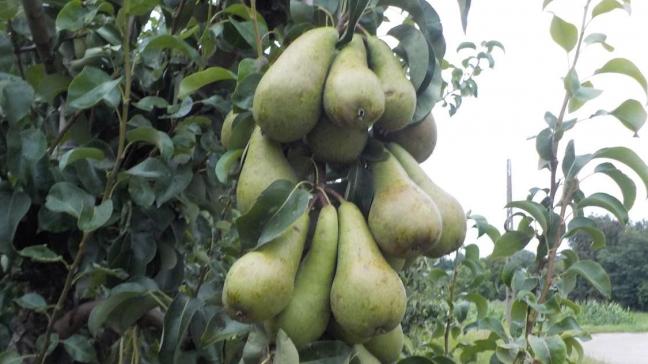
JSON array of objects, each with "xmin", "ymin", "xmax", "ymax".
[
  {"xmin": 170, "ymin": 0, "xmax": 187, "ymax": 34},
  {"xmin": 250, "ymin": 0, "xmax": 263, "ymax": 58},
  {"xmin": 48, "ymin": 110, "xmax": 83, "ymax": 156},
  {"xmin": 21, "ymin": 0, "xmax": 55, "ymax": 73}
]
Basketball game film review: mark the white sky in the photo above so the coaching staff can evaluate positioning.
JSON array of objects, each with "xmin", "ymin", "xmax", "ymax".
[{"xmin": 381, "ymin": 1, "xmax": 648, "ymax": 255}]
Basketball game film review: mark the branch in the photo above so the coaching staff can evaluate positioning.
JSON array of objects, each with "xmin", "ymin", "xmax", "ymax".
[{"xmin": 21, "ymin": 0, "xmax": 55, "ymax": 73}]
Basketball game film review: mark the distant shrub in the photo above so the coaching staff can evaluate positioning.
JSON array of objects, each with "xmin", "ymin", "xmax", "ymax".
[{"xmin": 576, "ymin": 300, "xmax": 633, "ymax": 326}]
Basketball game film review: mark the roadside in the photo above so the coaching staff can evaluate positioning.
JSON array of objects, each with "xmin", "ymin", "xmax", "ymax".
[{"xmin": 581, "ymin": 333, "xmax": 648, "ymax": 364}]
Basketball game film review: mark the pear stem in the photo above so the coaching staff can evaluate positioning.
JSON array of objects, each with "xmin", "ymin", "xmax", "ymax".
[{"xmin": 324, "ymin": 187, "xmax": 345, "ymax": 203}]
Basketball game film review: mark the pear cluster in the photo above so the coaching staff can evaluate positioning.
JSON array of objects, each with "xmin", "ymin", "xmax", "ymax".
[{"xmin": 221, "ymin": 27, "xmax": 467, "ymax": 362}]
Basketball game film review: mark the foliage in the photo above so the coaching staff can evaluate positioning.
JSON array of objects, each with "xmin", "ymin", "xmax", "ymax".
[
  {"xmin": 570, "ymin": 215, "xmax": 648, "ymax": 310},
  {"xmin": 575, "ymin": 300, "xmax": 633, "ymax": 326}
]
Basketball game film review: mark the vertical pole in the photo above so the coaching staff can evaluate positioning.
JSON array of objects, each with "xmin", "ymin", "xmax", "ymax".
[{"xmin": 505, "ymin": 159, "xmax": 513, "ymax": 325}]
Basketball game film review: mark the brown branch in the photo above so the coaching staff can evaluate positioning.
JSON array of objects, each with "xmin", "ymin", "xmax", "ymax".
[
  {"xmin": 170, "ymin": 0, "xmax": 187, "ymax": 34},
  {"xmin": 48, "ymin": 110, "xmax": 83, "ymax": 155},
  {"xmin": 21, "ymin": 0, "xmax": 55, "ymax": 73},
  {"xmin": 8, "ymin": 22, "xmax": 25, "ymax": 78}
]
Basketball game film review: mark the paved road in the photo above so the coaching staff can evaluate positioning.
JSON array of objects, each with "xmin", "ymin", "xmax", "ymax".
[{"xmin": 581, "ymin": 333, "xmax": 648, "ymax": 364}]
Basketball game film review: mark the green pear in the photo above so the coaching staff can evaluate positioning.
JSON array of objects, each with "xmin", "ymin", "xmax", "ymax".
[
  {"xmin": 323, "ymin": 34, "xmax": 385, "ymax": 129},
  {"xmin": 220, "ymin": 110, "xmax": 237, "ymax": 149},
  {"xmin": 253, "ymin": 27, "xmax": 339, "ymax": 142},
  {"xmin": 273, "ymin": 205, "xmax": 339, "ymax": 349},
  {"xmin": 368, "ymin": 150, "xmax": 442, "ymax": 258},
  {"xmin": 377, "ymin": 112, "xmax": 437, "ymax": 163},
  {"xmin": 327, "ymin": 319, "xmax": 370, "ymax": 345},
  {"xmin": 330, "ymin": 202, "xmax": 407, "ymax": 339},
  {"xmin": 353, "ymin": 345, "xmax": 381, "ymax": 364},
  {"xmin": 384, "ymin": 255, "xmax": 406, "ymax": 271},
  {"xmin": 364, "ymin": 324, "xmax": 404, "ymax": 363},
  {"xmin": 306, "ymin": 116, "xmax": 368, "ymax": 164},
  {"xmin": 222, "ymin": 213, "xmax": 309, "ymax": 323},
  {"xmin": 387, "ymin": 143, "xmax": 467, "ymax": 257},
  {"xmin": 236, "ymin": 127, "xmax": 297, "ymax": 214},
  {"xmin": 366, "ymin": 36, "xmax": 417, "ymax": 132}
]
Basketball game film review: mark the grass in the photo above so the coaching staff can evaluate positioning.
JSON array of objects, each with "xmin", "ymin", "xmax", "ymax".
[
  {"xmin": 582, "ymin": 311, "xmax": 648, "ymax": 333},
  {"xmin": 576, "ymin": 300, "xmax": 648, "ymax": 333}
]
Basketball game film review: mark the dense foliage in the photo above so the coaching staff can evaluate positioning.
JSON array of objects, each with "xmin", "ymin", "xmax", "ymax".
[{"xmin": 570, "ymin": 216, "xmax": 648, "ymax": 310}]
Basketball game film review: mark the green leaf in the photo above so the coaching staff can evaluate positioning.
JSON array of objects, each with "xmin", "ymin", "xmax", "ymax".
[
  {"xmin": 578, "ymin": 192, "xmax": 628, "ymax": 224},
  {"xmin": 59, "ymin": 147, "xmax": 105, "ymax": 170},
  {"xmin": 595, "ymin": 58, "xmax": 648, "ymax": 97},
  {"xmin": 63, "ymin": 335, "xmax": 98, "ymax": 363},
  {"xmin": 299, "ymin": 340, "xmax": 353, "ymax": 363},
  {"xmin": 275, "ymin": 329, "xmax": 299, "ymax": 364},
  {"xmin": 338, "ymin": 0, "xmax": 371, "ymax": 46},
  {"xmin": 592, "ymin": 0, "xmax": 625, "ymax": 18},
  {"xmin": 0, "ymin": 78, "xmax": 35, "ymax": 124},
  {"xmin": 594, "ymin": 162, "xmax": 636, "ymax": 209},
  {"xmin": 0, "ymin": 0, "xmax": 19, "ymax": 20},
  {"xmin": 239, "ymin": 328, "xmax": 269, "ymax": 364},
  {"xmin": 45, "ymin": 182, "xmax": 94, "ymax": 219},
  {"xmin": 133, "ymin": 96, "xmax": 168, "ymax": 111},
  {"xmin": 563, "ymin": 217, "xmax": 606, "ymax": 249},
  {"xmin": 550, "ymin": 15, "xmax": 578, "ymax": 52},
  {"xmin": 465, "ymin": 293, "xmax": 488, "ymax": 319},
  {"xmin": 199, "ymin": 309, "xmax": 250, "ymax": 347},
  {"xmin": 17, "ymin": 245, "xmax": 65, "ymax": 264},
  {"xmin": 0, "ymin": 350, "xmax": 23, "ymax": 364},
  {"xmin": 0, "ymin": 190, "xmax": 31, "ymax": 254},
  {"xmin": 565, "ymin": 260, "xmax": 611, "ymax": 297},
  {"xmin": 542, "ymin": 0, "xmax": 553, "ymax": 9},
  {"xmin": 142, "ymin": 35, "xmax": 199, "ymax": 61},
  {"xmin": 128, "ymin": 177, "xmax": 155, "ymax": 208},
  {"xmin": 67, "ymin": 67, "xmax": 121, "ymax": 110},
  {"xmin": 388, "ymin": 24, "xmax": 429, "ymax": 90},
  {"xmin": 610, "ymin": 99, "xmax": 646, "ymax": 134},
  {"xmin": 88, "ymin": 282, "xmax": 160, "ymax": 335},
  {"xmin": 469, "ymin": 214, "xmax": 500, "ymax": 243},
  {"xmin": 584, "ymin": 33, "xmax": 614, "ymax": 51},
  {"xmin": 528, "ymin": 335, "xmax": 567, "ymax": 364},
  {"xmin": 19, "ymin": 129, "xmax": 47, "ymax": 161},
  {"xmin": 232, "ymin": 72, "xmax": 261, "ymax": 111},
  {"xmin": 456, "ymin": 42, "xmax": 476, "ymax": 51},
  {"xmin": 506, "ymin": 201, "xmax": 548, "ymax": 232},
  {"xmin": 215, "ymin": 149, "xmax": 243, "ymax": 184},
  {"xmin": 457, "ymin": 0, "xmax": 471, "ymax": 32},
  {"xmin": 14, "ymin": 292, "xmax": 48, "ymax": 312},
  {"xmin": 125, "ymin": 158, "xmax": 170, "ymax": 179},
  {"xmin": 56, "ymin": 0, "xmax": 99, "ymax": 31},
  {"xmin": 228, "ymin": 112, "xmax": 255, "ymax": 150},
  {"xmin": 491, "ymin": 231, "xmax": 533, "ymax": 258},
  {"xmin": 568, "ymin": 82, "xmax": 603, "ymax": 113},
  {"xmin": 127, "ymin": 127, "xmax": 174, "ymax": 160},
  {"xmin": 177, "ymin": 67, "xmax": 236, "ymax": 99},
  {"xmin": 123, "ymin": 0, "xmax": 157, "ymax": 16},
  {"xmin": 25, "ymin": 64, "xmax": 71, "ymax": 104},
  {"xmin": 257, "ymin": 186, "xmax": 311, "ymax": 247},
  {"xmin": 78, "ymin": 200, "xmax": 113, "ymax": 232},
  {"xmin": 159, "ymin": 294, "xmax": 204, "ymax": 364},
  {"xmin": 594, "ymin": 147, "xmax": 648, "ymax": 197}
]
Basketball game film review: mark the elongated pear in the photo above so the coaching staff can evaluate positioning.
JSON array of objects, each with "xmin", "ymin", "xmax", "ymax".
[
  {"xmin": 323, "ymin": 34, "xmax": 385, "ymax": 129},
  {"xmin": 306, "ymin": 116, "xmax": 368, "ymax": 164},
  {"xmin": 387, "ymin": 143, "xmax": 466, "ymax": 257},
  {"xmin": 273, "ymin": 205, "xmax": 339, "ymax": 349},
  {"xmin": 236, "ymin": 127, "xmax": 296, "ymax": 213},
  {"xmin": 364, "ymin": 324, "xmax": 404, "ymax": 363},
  {"xmin": 368, "ymin": 150, "xmax": 442, "ymax": 258},
  {"xmin": 384, "ymin": 255, "xmax": 406, "ymax": 271},
  {"xmin": 222, "ymin": 213, "xmax": 309, "ymax": 323},
  {"xmin": 378, "ymin": 112, "xmax": 437, "ymax": 163},
  {"xmin": 331, "ymin": 202, "xmax": 407, "ymax": 339},
  {"xmin": 353, "ymin": 345, "xmax": 381, "ymax": 364},
  {"xmin": 220, "ymin": 110, "xmax": 237, "ymax": 149},
  {"xmin": 366, "ymin": 36, "xmax": 417, "ymax": 132},
  {"xmin": 253, "ymin": 27, "xmax": 339, "ymax": 142}
]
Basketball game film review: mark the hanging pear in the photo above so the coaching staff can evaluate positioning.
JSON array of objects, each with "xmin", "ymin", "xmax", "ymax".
[
  {"xmin": 220, "ymin": 111, "xmax": 237, "ymax": 150},
  {"xmin": 368, "ymin": 150, "xmax": 443, "ymax": 258},
  {"xmin": 253, "ymin": 27, "xmax": 339, "ymax": 142},
  {"xmin": 387, "ymin": 143, "xmax": 466, "ymax": 257},
  {"xmin": 306, "ymin": 116, "xmax": 368, "ymax": 164},
  {"xmin": 377, "ymin": 112, "xmax": 437, "ymax": 163},
  {"xmin": 272, "ymin": 205, "xmax": 339, "ymax": 349},
  {"xmin": 236, "ymin": 127, "xmax": 296, "ymax": 214},
  {"xmin": 366, "ymin": 36, "xmax": 417, "ymax": 132},
  {"xmin": 364, "ymin": 324, "xmax": 404, "ymax": 363},
  {"xmin": 330, "ymin": 201, "xmax": 407, "ymax": 339},
  {"xmin": 323, "ymin": 34, "xmax": 385, "ymax": 129},
  {"xmin": 222, "ymin": 213, "xmax": 309, "ymax": 323}
]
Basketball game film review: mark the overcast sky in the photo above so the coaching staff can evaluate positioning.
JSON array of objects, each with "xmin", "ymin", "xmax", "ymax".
[{"xmin": 382, "ymin": 1, "xmax": 648, "ymax": 254}]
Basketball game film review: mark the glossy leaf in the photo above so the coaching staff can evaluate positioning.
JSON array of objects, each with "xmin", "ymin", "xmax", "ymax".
[
  {"xmin": 63, "ymin": 335, "xmax": 98, "ymax": 363},
  {"xmin": 577, "ymin": 192, "xmax": 628, "ymax": 224},
  {"xmin": 528, "ymin": 335, "xmax": 567, "ymax": 364},
  {"xmin": 45, "ymin": 182, "xmax": 94, "ymax": 219},
  {"xmin": 610, "ymin": 99, "xmax": 646, "ymax": 134},
  {"xmin": 491, "ymin": 230, "xmax": 534, "ymax": 258},
  {"xmin": 125, "ymin": 158, "xmax": 171, "ymax": 179},
  {"xmin": 565, "ymin": 260, "xmax": 611, "ymax": 297},
  {"xmin": 127, "ymin": 127, "xmax": 174, "ymax": 160},
  {"xmin": 78, "ymin": 200, "xmax": 113, "ymax": 232},
  {"xmin": 469, "ymin": 214, "xmax": 501, "ymax": 243},
  {"xmin": 550, "ymin": 15, "xmax": 577, "ymax": 52},
  {"xmin": 595, "ymin": 58, "xmax": 648, "ymax": 97},
  {"xmin": 563, "ymin": 217, "xmax": 606, "ymax": 250},
  {"xmin": 142, "ymin": 35, "xmax": 199, "ymax": 60},
  {"xmin": 594, "ymin": 147, "xmax": 648, "ymax": 196},
  {"xmin": 14, "ymin": 292, "xmax": 48, "ymax": 312},
  {"xmin": 465, "ymin": 293, "xmax": 488, "ymax": 319},
  {"xmin": 67, "ymin": 67, "xmax": 121, "ymax": 110},
  {"xmin": 215, "ymin": 149, "xmax": 243, "ymax": 184},
  {"xmin": 257, "ymin": 185, "xmax": 311, "ymax": 247},
  {"xmin": 199, "ymin": 309, "xmax": 250, "ymax": 347},
  {"xmin": 506, "ymin": 200, "xmax": 548, "ymax": 232},
  {"xmin": 25, "ymin": 64, "xmax": 70, "ymax": 104},
  {"xmin": 159, "ymin": 294, "xmax": 204, "ymax": 364},
  {"xmin": 0, "ymin": 77, "xmax": 34, "ymax": 124},
  {"xmin": 177, "ymin": 67, "xmax": 236, "ymax": 99},
  {"xmin": 389, "ymin": 24, "xmax": 429, "ymax": 90},
  {"xmin": 17, "ymin": 245, "xmax": 65, "ymax": 264},
  {"xmin": 59, "ymin": 147, "xmax": 105, "ymax": 170},
  {"xmin": 133, "ymin": 96, "xmax": 168, "ymax": 111},
  {"xmin": 56, "ymin": 0, "xmax": 99, "ymax": 31},
  {"xmin": 123, "ymin": 0, "xmax": 157, "ymax": 16},
  {"xmin": 0, "ymin": 190, "xmax": 31, "ymax": 254},
  {"xmin": 594, "ymin": 162, "xmax": 636, "ymax": 209}
]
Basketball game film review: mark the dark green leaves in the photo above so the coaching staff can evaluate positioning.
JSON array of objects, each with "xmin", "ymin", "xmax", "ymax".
[
  {"xmin": 491, "ymin": 230, "xmax": 534, "ymax": 259},
  {"xmin": 236, "ymin": 180, "xmax": 311, "ymax": 251},
  {"xmin": 67, "ymin": 67, "xmax": 121, "ymax": 110},
  {"xmin": 468, "ymin": 214, "xmax": 500, "ymax": 243},
  {"xmin": 127, "ymin": 127, "xmax": 174, "ymax": 160},
  {"xmin": 550, "ymin": 15, "xmax": 577, "ymax": 52},
  {"xmin": 388, "ymin": 24, "xmax": 429, "ymax": 90},
  {"xmin": 0, "ymin": 76, "xmax": 34, "ymax": 124},
  {"xmin": 56, "ymin": 0, "xmax": 100, "ymax": 32},
  {"xmin": 159, "ymin": 294, "xmax": 204, "ymax": 364},
  {"xmin": 14, "ymin": 292, "xmax": 48, "ymax": 312},
  {"xmin": 595, "ymin": 58, "xmax": 648, "ymax": 98},
  {"xmin": 45, "ymin": 182, "xmax": 113, "ymax": 232},
  {"xmin": 594, "ymin": 162, "xmax": 636, "ymax": 209},
  {"xmin": 18, "ymin": 245, "xmax": 66, "ymax": 264},
  {"xmin": 338, "ymin": 0, "xmax": 371, "ymax": 46},
  {"xmin": 0, "ymin": 189, "xmax": 31, "ymax": 254},
  {"xmin": 215, "ymin": 149, "xmax": 243, "ymax": 184},
  {"xmin": 577, "ymin": 192, "xmax": 628, "ymax": 224},
  {"xmin": 62, "ymin": 335, "xmax": 98, "ymax": 363},
  {"xmin": 199, "ymin": 309, "xmax": 250, "ymax": 347},
  {"xmin": 563, "ymin": 217, "xmax": 606, "ymax": 249},
  {"xmin": 457, "ymin": 0, "xmax": 471, "ymax": 32},
  {"xmin": 59, "ymin": 147, "xmax": 105, "ymax": 170},
  {"xmin": 177, "ymin": 67, "xmax": 236, "ymax": 99},
  {"xmin": 528, "ymin": 335, "xmax": 567, "ymax": 364},
  {"xmin": 506, "ymin": 201, "xmax": 549, "ymax": 233},
  {"xmin": 564, "ymin": 260, "xmax": 611, "ymax": 297}
]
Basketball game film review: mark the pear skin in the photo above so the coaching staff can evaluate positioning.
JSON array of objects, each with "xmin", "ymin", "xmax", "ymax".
[
  {"xmin": 364, "ymin": 324, "xmax": 404, "ymax": 363},
  {"xmin": 236, "ymin": 127, "xmax": 297, "ymax": 214},
  {"xmin": 366, "ymin": 36, "xmax": 417, "ymax": 132},
  {"xmin": 327, "ymin": 319, "xmax": 370, "ymax": 345},
  {"xmin": 384, "ymin": 255, "xmax": 406, "ymax": 271},
  {"xmin": 220, "ymin": 110, "xmax": 237, "ymax": 150},
  {"xmin": 387, "ymin": 143, "xmax": 467, "ymax": 257},
  {"xmin": 273, "ymin": 205, "xmax": 339, "ymax": 349},
  {"xmin": 222, "ymin": 213, "xmax": 309, "ymax": 323},
  {"xmin": 377, "ymin": 112, "xmax": 437, "ymax": 163},
  {"xmin": 253, "ymin": 27, "xmax": 339, "ymax": 142},
  {"xmin": 323, "ymin": 34, "xmax": 385, "ymax": 129},
  {"xmin": 306, "ymin": 116, "xmax": 369, "ymax": 164},
  {"xmin": 368, "ymin": 150, "xmax": 443, "ymax": 258},
  {"xmin": 330, "ymin": 202, "xmax": 407, "ymax": 339}
]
